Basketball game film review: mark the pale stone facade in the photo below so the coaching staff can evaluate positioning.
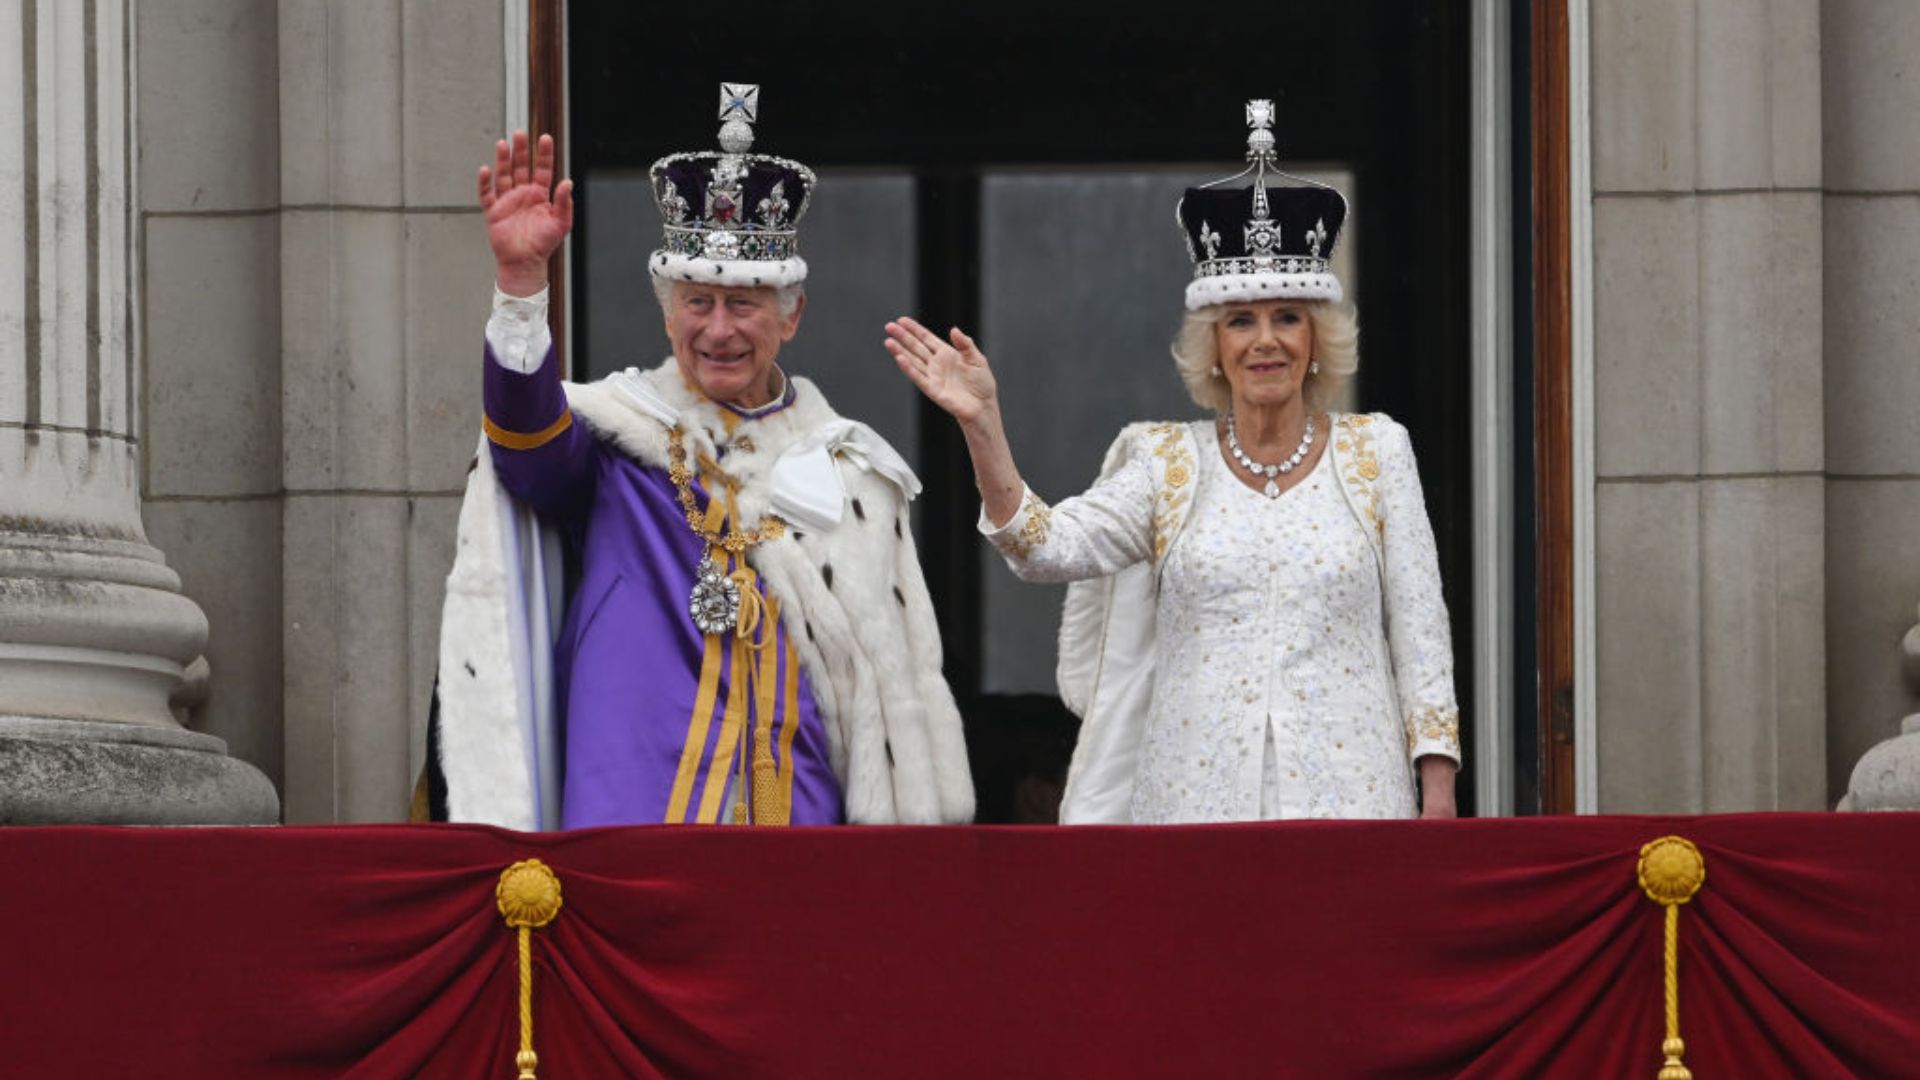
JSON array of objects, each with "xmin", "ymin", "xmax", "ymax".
[
  {"xmin": 1817, "ymin": 0, "xmax": 1920, "ymax": 810},
  {"xmin": 5, "ymin": 1, "xmax": 1917, "ymax": 821},
  {"xmin": 131, "ymin": 0, "xmax": 502, "ymax": 822},
  {"xmin": 1591, "ymin": 0, "xmax": 1920, "ymax": 812},
  {"xmin": 1589, "ymin": 0, "xmax": 1828, "ymax": 812}
]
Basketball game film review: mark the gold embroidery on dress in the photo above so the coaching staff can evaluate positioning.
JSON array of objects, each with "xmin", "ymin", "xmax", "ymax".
[
  {"xmin": 1002, "ymin": 491, "xmax": 1053, "ymax": 561},
  {"xmin": 1404, "ymin": 706, "xmax": 1461, "ymax": 756},
  {"xmin": 1147, "ymin": 422, "xmax": 1195, "ymax": 562},
  {"xmin": 1333, "ymin": 414, "xmax": 1386, "ymax": 542}
]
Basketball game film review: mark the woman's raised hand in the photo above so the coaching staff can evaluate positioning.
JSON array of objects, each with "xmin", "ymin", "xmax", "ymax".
[
  {"xmin": 888, "ymin": 316, "xmax": 1024, "ymax": 524},
  {"xmin": 479, "ymin": 131, "xmax": 574, "ymax": 296},
  {"xmin": 885, "ymin": 317, "xmax": 999, "ymax": 428}
]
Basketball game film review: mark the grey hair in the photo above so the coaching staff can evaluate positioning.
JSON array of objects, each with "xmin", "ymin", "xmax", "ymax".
[
  {"xmin": 651, "ymin": 275, "xmax": 806, "ymax": 319},
  {"xmin": 1169, "ymin": 300, "xmax": 1359, "ymax": 414}
]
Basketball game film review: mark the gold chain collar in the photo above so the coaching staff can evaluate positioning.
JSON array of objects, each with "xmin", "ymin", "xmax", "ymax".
[{"xmin": 667, "ymin": 426, "xmax": 788, "ymax": 552}]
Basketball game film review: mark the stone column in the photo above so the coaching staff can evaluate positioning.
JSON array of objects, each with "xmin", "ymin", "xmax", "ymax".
[
  {"xmin": 0, "ymin": 0, "xmax": 276, "ymax": 823},
  {"xmin": 1590, "ymin": 0, "xmax": 1827, "ymax": 812},
  {"xmin": 276, "ymin": 0, "xmax": 502, "ymax": 822}
]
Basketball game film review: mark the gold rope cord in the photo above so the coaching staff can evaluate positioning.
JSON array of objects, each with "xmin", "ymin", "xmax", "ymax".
[
  {"xmin": 687, "ymin": 491, "xmax": 737, "ymax": 818},
  {"xmin": 497, "ymin": 860, "xmax": 564, "ymax": 1080},
  {"xmin": 747, "ymin": 591, "xmax": 783, "ymax": 824},
  {"xmin": 1637, "ymin": 836, "xmax": 1706, "ymax": 1080},
  {"xmin": 517, "ymin": 926, "xmax": 534, "ymax": 1074},
  {"xmin": 724, "ymin": 560, "xmax": 786, "ymax": 825},
  {"xmin": 674, "ymin": 447, "xmax": 790, "ymax": 827},
  {"xmin": 703, "ymin": 477, "xmax": 787, "ymax": 826}
]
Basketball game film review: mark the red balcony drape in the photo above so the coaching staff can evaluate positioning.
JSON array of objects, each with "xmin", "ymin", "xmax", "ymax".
[{"xmin": 5, "ymin": 813, "xmax": 1917, "ymax": 1077}]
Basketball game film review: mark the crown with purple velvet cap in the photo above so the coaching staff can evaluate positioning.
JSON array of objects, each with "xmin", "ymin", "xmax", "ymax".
[{"xmin": 648, "ymin": 83, "xmax": 817, "ymax": 289}]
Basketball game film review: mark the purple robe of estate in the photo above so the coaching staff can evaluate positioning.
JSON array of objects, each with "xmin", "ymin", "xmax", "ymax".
[{"xmin": 484, "ymin": 345, "xmax": 842, "ymax": 827}]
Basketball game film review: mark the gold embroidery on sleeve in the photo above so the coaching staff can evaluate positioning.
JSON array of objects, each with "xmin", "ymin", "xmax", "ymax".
[
  {"xmin": 1001, "ymin": 492, "xmax": 1053, "ymax": 561},
  {"xmin": 1404, "ymin": 706, "xmax": 1461, "ymax": 756},
  {"xmin": 1147, "ymin": 423, "xmax": 1195, "ymax": 562}
]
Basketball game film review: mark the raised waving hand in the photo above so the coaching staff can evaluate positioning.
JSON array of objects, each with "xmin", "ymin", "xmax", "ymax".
[
  {"xmin": 884, "ymin": 317, "xmax": 998, "ymax": 426},
  {"xmin": 885, "ymin": 316, "xmax": 1027, "ymax": 527},
  {"xmin": 479, "ymin": 131, "xmax": 574, "ymax": 296}
]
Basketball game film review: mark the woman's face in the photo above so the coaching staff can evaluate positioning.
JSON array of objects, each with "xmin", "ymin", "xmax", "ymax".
[{"xmin": 1214, "ymin": 300, "xmax": 1314, "ymax": 412}]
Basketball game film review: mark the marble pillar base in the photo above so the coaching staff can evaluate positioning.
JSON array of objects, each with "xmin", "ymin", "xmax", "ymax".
[{"xmin": 0, "ymin": 716, "xmax": 279, "ymax": 825}]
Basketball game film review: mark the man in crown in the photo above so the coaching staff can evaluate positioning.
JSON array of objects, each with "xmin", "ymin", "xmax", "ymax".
[{"xmin": 429, "ymin": 85, "xmax": 973, "ymax": 829}]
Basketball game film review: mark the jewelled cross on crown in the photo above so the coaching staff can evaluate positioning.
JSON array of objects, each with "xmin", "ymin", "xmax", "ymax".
[
  {"xmin": 703, "ymin": 83, "xmax": 760, "ymax": 257},
  {"xmin": 719, "ymin": 83, "xmax": 759, "ymax": 123},
  {"xmin": 1243, "ymin": 98, "xmax": 1281, "ymax": 259},
  {"xmin": 1245, "ymin": 99, "xmax": 1278, "ymax": 213},
  {"xmin": 717, "ymin": 83, "xmax": 760, "ymax": 153}
]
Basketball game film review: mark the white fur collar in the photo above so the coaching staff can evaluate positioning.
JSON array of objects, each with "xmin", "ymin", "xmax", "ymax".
[
  {"xmin": 565, "ymin": 360, "xmax": 829, "ymax": 475},
  {"xmin": 564, "ymin": 359, "xmax": 917, "ymax": 531}
]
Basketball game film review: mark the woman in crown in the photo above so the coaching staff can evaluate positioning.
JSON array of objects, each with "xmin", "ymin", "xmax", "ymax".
[{"xmin": 888, "ymin": 101, "xmax": 1459, "ymax": 824}]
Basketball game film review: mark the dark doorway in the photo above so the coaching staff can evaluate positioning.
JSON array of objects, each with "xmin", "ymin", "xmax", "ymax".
[{"xmin": 566, "ymin": 0, "xmax": 1478, "ymax": 818}]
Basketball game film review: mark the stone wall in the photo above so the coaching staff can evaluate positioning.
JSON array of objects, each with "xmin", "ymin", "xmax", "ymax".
[
  {"xmin": 136, "ymin": 0, "xmax": 502, "ymax": 821},
  {"xmin": 1590, "ymin": 0, "xmax": 1828, "ymax": 811},
  {"xmin": 1820, "ymin": 0, "xmax": 1920, "ymax": 799},
  {"xmin": 138, "ymin": 0, "xmax": 285, "ymax": 786}
]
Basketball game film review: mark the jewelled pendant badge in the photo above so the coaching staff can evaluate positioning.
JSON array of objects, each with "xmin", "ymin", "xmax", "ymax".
[
  {"xmin": 667, "ymin": 426, "xmax": 786, "ymax": 637},
  {"xmin": 689, "ymin": 556, "xmax": 743, "ymax": 636}
]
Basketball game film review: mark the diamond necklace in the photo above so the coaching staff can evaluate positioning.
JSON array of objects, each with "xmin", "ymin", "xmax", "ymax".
[{"xmin": 1225, "ymin": 412, "xmax": 1315, "ymax": 499}]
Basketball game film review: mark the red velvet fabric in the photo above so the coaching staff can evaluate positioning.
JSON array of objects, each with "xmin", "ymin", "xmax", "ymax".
[{"xmin": 6, "ymin": 814, "xmax": 1918, "ymax": 1078}]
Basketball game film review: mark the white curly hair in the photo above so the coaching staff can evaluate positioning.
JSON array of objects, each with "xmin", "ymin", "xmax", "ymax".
[{"xmin": 651, "ymin": 275, "xmax": 805, "ymax": 319}]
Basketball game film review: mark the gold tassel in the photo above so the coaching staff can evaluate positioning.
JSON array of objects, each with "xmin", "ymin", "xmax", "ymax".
[
  {"xmin": 1637, "ymin": 836, "xmax": 1706, "ymax": 1080},
  {"xmin": 720, "ymin": 557, "xmax": 787, "ymax": 826},
  {"xmin": 749, "ymin": 599, "xmax": 784, "ymax": 824},
  {"xmin": 497, "ymin": 860, "xmax": 564, "ymax": 1080}
]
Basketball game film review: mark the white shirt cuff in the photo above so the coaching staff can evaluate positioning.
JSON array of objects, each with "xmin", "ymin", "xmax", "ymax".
[
  {"xmin": 977, "ymin": 486, "xmax": 1036, "ymax": 538},
  {"xmin": 486, "ymin": 284, "xmax": 553, "ymax": 375}
]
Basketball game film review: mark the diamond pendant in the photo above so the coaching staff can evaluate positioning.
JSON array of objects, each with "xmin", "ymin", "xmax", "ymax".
[
  {"xmin": 1263, "ymin": 478, "xmax": 1281, "ymax": 499},
  {"xmin": 689, "ymin": 556, "xmax": 741, "ymax": 635}
]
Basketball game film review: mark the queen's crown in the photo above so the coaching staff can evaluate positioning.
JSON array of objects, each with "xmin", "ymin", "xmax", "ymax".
[{"xmin": 1175, "ymin": 100, "xmax": 1350, "ymax": 308}]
